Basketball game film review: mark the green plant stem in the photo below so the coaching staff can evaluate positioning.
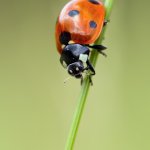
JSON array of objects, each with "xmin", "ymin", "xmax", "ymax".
[{"xmin": 65, "ymin": 0, "xmax": 114, "ymax": 149}]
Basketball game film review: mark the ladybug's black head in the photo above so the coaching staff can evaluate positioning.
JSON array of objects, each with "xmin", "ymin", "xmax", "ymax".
[
  {"xmin": 67, "ymin": 61, "xmax": 84, "ymax": 79},
  {"xmin": 60, "ymin": 44, "xmax": 90, "ymax": 79}
]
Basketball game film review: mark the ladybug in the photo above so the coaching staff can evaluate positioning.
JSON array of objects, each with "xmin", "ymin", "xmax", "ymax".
[{"xmin": 55, "ymin": 0, "xmax": 108, "ymax": 84}]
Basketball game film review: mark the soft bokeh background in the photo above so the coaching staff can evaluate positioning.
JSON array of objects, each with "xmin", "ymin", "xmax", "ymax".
[{"xmin": 0, "ymin": 0, "xmax": 150, "ymax": 149}]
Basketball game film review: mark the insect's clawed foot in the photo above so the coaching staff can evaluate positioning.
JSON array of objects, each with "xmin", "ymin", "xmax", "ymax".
[
  {"xmin": 80, "ymin": 76, "xmax": 83, "ymax": 85},
  {"xmin": 86, "ymin": 44, "xmax": 107, "ymax": 57},
  {"xmin": 80, "ymin": 75, "xmax": 93, "ymax": 86},
  {"xmin": 92, "ymin": 45, "xmax": 107, "ymax": 57},
  {"xmin": 103, "ymin": 19, "xmax": 110, "ymax": 26},
  {"xmin": 97, "ymin": 48, "xmax": 107, "ymax": 57},
  {"xmin": 89, "ymin": 75, "xmax": 93, "ymax": 86}
]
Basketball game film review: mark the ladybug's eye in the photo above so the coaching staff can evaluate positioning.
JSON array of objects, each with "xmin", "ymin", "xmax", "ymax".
[
  {"xmin": 69, "ymin": 69, "xmax": 73, "ymax": 74},
  {"xmin": 62, "ymin": 61, "xmax": 67, "ymax": 68},
  {"xmin": 76, "ymin": 67, "xmax": 79, "ymax": 71}
]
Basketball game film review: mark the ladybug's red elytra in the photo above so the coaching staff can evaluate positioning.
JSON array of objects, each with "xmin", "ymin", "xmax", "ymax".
[{"xmin": 55, "ymin": 0, "xmax": 108, "ymax": 84}]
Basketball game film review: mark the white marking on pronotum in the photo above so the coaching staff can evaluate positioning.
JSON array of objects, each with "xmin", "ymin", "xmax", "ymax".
[{"xmin": 79, "ymin": 54, "xmax": 88, "ymax": 63}]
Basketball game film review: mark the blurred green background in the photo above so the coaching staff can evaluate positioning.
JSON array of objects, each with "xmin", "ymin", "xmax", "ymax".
[{"xmin": 0, "ymin": 0, "xmax": 150, "ymax": 150}]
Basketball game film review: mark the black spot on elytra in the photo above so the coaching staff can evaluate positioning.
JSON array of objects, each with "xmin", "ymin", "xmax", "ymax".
[
  {"xmin": 89, "ymin": 21, "xmax": 97, "ymax": 28},
  {"xmin": 88, "ymin": 0, "xmax": 100, "ymax": 5},
  {"xmin": 68, "ymin": 10, "xmax": 79, "ymax": 17},
  {"xmin": 59, "ymin": 32, "xmax": 71, "ymax": 45}
]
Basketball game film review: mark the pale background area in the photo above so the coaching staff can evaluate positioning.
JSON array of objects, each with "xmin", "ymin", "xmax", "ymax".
[{"xmin": 0, "ymin": 0, "xmax": 150, "ymax": 149}]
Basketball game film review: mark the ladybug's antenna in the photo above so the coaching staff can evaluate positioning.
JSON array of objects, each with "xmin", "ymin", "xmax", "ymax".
[{"xmin": 64, "ymin": 76, "xmax": 71, "ymax": 84}]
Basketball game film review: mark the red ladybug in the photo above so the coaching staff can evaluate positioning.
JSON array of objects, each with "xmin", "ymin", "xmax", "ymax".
[{"xmin": 55, "ymin": 0, "xmax": 107, "ymax": 83}]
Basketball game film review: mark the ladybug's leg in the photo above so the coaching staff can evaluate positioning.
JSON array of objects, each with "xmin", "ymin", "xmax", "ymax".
[
  {"xmin": 96, "ymin": 48, "xmax": 107, "ymax": 57},
  {"xmin": 103, "ymin": 19, "xmax": 110, "ymax": 27},
  {"xmin": 86, "ymin": 60, "xmax": 95, "ymax": 75},
  {"xmin": 86, "ymin": 59, "xmax": 95, "ymax": 85},
  {"xmin": 80, "ymin": 75, "xmax": 83, "ymax": 85},
  {"xmin": 86, "ymin": 44, "xmax": 107, "ymax": 57},
  {"xmin": 88, "ymin": 75, "xmax": 93, "ymax": 86}
]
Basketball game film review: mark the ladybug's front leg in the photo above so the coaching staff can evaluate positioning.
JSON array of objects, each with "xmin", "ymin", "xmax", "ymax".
[
  {"xmin": 85, "ymin": 59, "xmax": 95, "ymax": 85},
  {"xmin": 86, "ymin": 59, "xmax": 95, "ymax": 75}
]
